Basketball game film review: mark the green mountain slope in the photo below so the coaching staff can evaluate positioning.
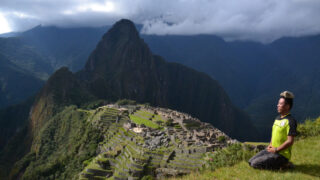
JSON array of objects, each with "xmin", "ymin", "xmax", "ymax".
[{"xmin": 1, "ymin": 105, "xmax": 103, "ymax": 180}]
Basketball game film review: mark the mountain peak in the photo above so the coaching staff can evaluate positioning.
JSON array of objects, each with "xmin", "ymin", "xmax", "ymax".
[
  {"xmin": 102, "ymin": 19, "xmax": 140, "ymax": 43},
  {"xmin": 83, "ymin": 19, "xmax": 153, "ymax": 75},
  {"xmin": 113, "ymin": 19, "xmax": 136, "ymax": 29}
]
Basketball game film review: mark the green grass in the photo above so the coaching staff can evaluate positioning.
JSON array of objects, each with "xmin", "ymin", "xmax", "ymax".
[
  {"xmin": 170, "ymin": 135, "xmax": 320, "ymax": 180},
  {"xmin": 244, "ymin": 142, "xmax": 269, "ymax": 146},
  {"xmin": 136, "ymin": 110, "xmax": 154, "ymax": 118},
  {"xmin": 154, "ymin": 114, "xmax": 165, "ymax": 122},
  {"xmin": 134, "ymin": 110, "xmax": 165, "ymax": 123},
  {"xmin": 129, "ymin": 114, "xmax": 159, "ymax": 129}
]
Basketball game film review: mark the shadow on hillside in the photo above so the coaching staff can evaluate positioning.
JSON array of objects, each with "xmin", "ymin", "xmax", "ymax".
[{"xmin": 294, "ymin": 164, "xmax": 320, "ymax": 178}]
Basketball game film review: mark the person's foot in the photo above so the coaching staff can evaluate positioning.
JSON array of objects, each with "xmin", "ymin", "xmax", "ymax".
[{"xmin": 280, "ymin": 162, "xmax": 295, "ymax": 170}]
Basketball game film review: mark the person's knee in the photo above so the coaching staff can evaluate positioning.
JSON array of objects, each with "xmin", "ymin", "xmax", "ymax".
[
  {"xmin": 249, "ymin": 155, "xmax": 271, "ymax": 169},
  {"xmin": 249, "ymin": 158, "xmax": 262, "ymax": 168},
  {"xmin": 248, "ymin": 149, "xmax": 267, "ymax": 166}
]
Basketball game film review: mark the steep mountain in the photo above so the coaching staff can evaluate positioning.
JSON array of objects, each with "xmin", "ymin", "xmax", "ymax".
[
  {"xmin": 29, "ymin": 67, "xmax": 95, "ymax": 138},
  {"xmin": 76, "ymin": 19, "xmax": 256, "ymax": 140}
]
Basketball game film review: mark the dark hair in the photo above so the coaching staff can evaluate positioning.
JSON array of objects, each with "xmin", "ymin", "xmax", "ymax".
[{"xmin": 280, "ymin": 96, "xmax": 293, "ymax": 110}]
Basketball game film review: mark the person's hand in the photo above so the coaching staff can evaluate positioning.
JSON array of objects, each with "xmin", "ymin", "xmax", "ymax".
[
  {"xmin": 267, "ymin": 146, "xmax": 277, "ymax": 153},
  {"xmin": 267, "ymin": 144, "xmax": 272, "ymax": 149}
]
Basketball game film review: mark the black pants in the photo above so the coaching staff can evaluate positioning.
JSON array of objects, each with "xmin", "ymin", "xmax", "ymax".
[{"xmin": 248, "ymin": 149, "xmax": 288, "ymax": 169}]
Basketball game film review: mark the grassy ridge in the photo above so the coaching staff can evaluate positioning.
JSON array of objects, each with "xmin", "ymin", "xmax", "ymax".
[{"xmin": 170, "ymin": 117, "xmax": 320, "ymax": 180}]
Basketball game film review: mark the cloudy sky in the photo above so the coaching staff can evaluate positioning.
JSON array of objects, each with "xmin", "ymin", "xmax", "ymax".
[{"xmin": 1, "ymin": 0, "xmax": 320, "ymax": 42}]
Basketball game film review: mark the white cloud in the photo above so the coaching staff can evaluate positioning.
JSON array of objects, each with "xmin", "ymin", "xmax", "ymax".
[
  {"xmin": 0, "ymin": 12, "xmax": 11, "ymax": 34},
  {"xmin": 1, "ymin": 0, "xmax": 320, "ymax": 42}
]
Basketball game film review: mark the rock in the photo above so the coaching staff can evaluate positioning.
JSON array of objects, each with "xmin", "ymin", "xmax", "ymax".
[
  {"xmin": 123, "ymin": 122, "xmax": 133, "ymax": 130},
  {"xmin": 256, "ymin": 144, "xmax": 267, "ymax": 151}
]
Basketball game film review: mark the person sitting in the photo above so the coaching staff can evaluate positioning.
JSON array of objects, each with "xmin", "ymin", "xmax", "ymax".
[{"xmin": 249, "ymin": 91, "xmax": 297, "ymax": 169}]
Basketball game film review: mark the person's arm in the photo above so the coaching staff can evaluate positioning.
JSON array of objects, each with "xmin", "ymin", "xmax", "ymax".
[{"xmin": 267, "ymin": 136, "xmax": 294, "ymax": 153}]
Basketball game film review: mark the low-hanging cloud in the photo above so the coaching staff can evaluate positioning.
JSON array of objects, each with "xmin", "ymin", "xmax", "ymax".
[{"xmin": 1, "ymin": 0, "xmax": 320, "ymax": 42}]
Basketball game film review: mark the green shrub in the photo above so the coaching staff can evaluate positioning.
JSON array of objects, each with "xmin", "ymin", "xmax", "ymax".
[
  {"xmin": 142, "ymin": 175, "xmax": 154, "ymax": 180},
  {"xmin": 116, "ymin": 99, "xmax": 136, "ymax": 105},
  {"xmin": 203, "ymin": 143, "xmax": 255, "ymax": 170},
  {"xmin": 297, "ymin": 117, "xmax": 320, "ymax": 139},
  {"xmin": 82, "ymin": 157, "xmax": 94, "ymax": 166},
  {"xmin": 165, "ymin": 118, "xmax": 174, "ymax": 126},
  {"xmin": 173, "ymin": 124, "xmax": 182, "ymax": 129},
  {"xmin": 218, "ymin": 136, "xmax": 226, "ymax": 143},
  {"xmin": 82, "ymin": 100, "xmax": 107, "ymax": 109}
]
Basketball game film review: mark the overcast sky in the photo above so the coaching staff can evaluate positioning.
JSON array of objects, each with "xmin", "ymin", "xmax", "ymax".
[{"xmin": 1, "ymin": 0, "xmax": 320, "ymax": 42}]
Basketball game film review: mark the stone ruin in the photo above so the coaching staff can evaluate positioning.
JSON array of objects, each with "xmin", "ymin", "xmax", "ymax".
[{"xmin": 79, "ymin": 104, "xmax": 238, "ymax": 180}]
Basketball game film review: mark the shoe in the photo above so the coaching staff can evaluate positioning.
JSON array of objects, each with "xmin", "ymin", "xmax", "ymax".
[{"xmin": 280, "ymin": 162, "xmax": 295, "ymax": 170}]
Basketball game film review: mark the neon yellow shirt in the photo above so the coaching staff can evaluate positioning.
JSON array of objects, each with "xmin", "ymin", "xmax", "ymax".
[{"xmin": 271, "ymin": 114, "xmax": 297, "ymax": 159}]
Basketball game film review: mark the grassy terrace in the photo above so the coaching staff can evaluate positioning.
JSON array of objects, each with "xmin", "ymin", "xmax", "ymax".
[
  {"xmin": 129, "ymin": 113, "xmax": 160, "ymax": 129},
  {"xmin": 136, "ymin": 110, "xmax": 165, "ymax": 122},
  {"xmin": 129, "ymin": 109, "xmax": 167, "ymax": 129}
]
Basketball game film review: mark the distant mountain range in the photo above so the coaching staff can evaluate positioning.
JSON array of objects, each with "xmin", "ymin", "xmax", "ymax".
[
  {"xmin": 0, "ymin": 20, "xmax": 319, "ymax": 140},
  {"xmin": 0, "ymin": 48, "xmax": 45, "ymax": 108},
  {"xmin": 0, "ymin": 26, "xmax": 108, "ymax": 108}
]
